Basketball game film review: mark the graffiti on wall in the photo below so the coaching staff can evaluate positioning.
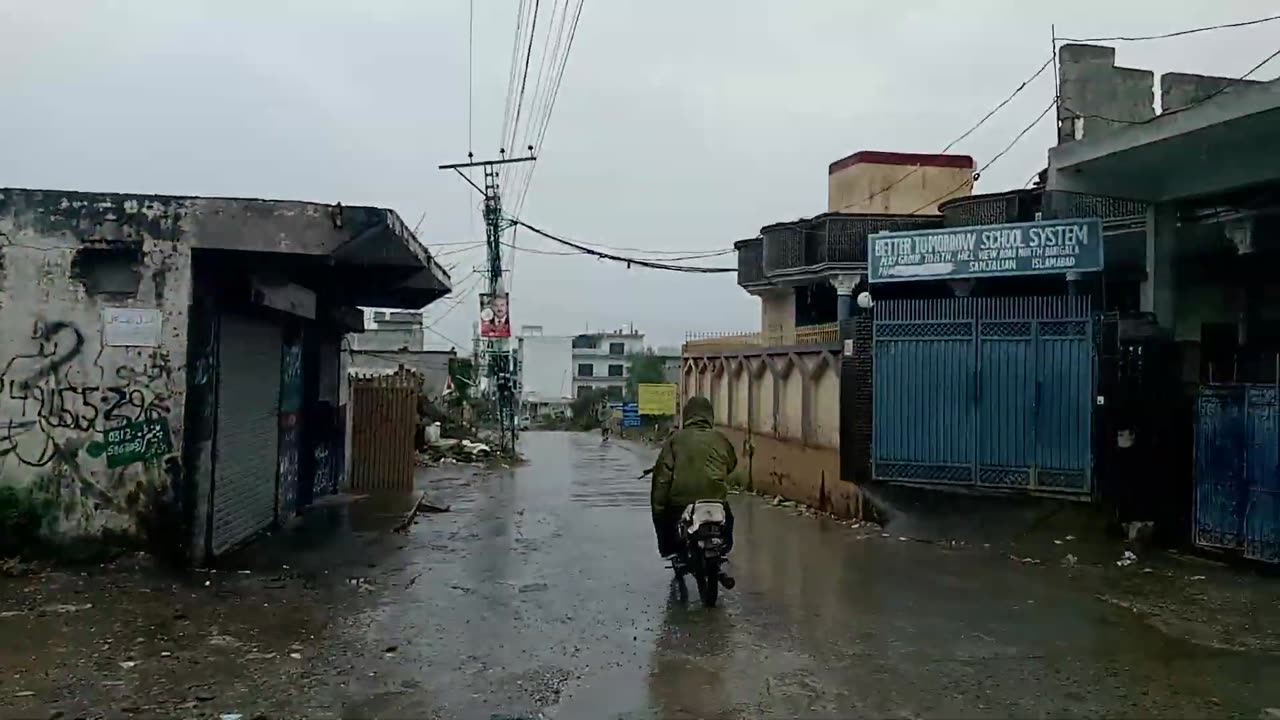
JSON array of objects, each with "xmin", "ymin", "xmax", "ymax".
[
  {"xmin": 313, "ymin": 442, "xmax": 333, "ymax": 497},
  {"xmin": 0, "ymin": 318, "xmax": 174, "ymax": 469},
  {"xmin": 277, "ymin": 331, "xmax": 304, "ymax": 518}
]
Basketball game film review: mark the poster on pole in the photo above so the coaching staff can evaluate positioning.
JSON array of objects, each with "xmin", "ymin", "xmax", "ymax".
[
  {"xmin": 638, "ymin": 383, "xmax": 678, "ymax": 415},
  {"xmin": 479, "ymin": 293, "xmax": 511, "ymax": 338}
]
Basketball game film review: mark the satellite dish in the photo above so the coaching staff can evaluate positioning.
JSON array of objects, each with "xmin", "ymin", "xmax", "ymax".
[{"xmin": 856, "ymin": 291, "xmax": 874, "ymax": 309}]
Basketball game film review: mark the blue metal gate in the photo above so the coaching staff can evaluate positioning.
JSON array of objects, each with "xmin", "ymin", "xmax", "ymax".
[
  {"xmin": 1194, "ymin": 385, "xmax": 1280, "ymax": 562},
  {"xmin": 872, "ymin": 296, "xmax": 1094, "ymax": 494}
]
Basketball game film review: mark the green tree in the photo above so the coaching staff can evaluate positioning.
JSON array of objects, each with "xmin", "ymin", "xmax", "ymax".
[
  {"xmin": 625, "ymin": 350, "xmax": 669, "ymax": 400},
  {"xmin": 447, "ymin": 357, "xmax": 474, "ymax": 406},
  {"xmin": 570, "ymin": 388, "xmax": 607, "ymax": 430}
]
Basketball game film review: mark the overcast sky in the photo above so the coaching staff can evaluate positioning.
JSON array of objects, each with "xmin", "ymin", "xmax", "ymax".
[{"xmin": 3, "ymin": 1, "xmax": 1277, "ymax": 349}]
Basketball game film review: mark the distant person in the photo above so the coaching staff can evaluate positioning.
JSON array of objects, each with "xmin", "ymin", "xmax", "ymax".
[{"xmin": 649, "ymin": 396, "xmax": 737, "ymax": 559}]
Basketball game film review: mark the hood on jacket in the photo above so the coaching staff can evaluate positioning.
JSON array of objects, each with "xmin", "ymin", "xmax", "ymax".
[{"xmin": 682, "ymin": 395, "xmax": 714, "ymax": 429}]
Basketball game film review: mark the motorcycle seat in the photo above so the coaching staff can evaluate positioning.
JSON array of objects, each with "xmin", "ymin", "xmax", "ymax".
[{"xmin": 681, "ymin": 500, "xmax": 726, "ymax": 534}]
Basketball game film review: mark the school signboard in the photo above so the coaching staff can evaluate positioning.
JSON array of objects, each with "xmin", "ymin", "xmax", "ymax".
[{"xmin": 868, "ymin": 218, "xmax": 1103, "ymax": 284}]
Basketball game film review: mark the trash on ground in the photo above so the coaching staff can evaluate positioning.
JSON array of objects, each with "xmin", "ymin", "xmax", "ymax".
[
  {"xmin": 1062, "ymin": 553, "xmax": 1078, "ymax": 567},
  {"xmin": 1116, "ymin": 550, "xmax": 1139, "ymax": 567},
  {"xmin": 40, "ymin": 602, "xmax": 93, "ymax": 614}
]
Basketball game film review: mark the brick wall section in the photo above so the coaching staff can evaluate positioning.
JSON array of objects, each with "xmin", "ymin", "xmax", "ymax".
[{"xmin": 839, "ymin": 315, "xmax": 873, "ymax": 485}]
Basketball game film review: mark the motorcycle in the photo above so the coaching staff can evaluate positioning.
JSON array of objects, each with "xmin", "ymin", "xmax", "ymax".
[{"xmin": 672, "ymin": 500, "xmax": 735, "ymax": 608}]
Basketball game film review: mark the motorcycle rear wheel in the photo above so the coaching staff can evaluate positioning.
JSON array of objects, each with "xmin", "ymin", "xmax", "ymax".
[{"xmin": 695, "ymin": 564, "xmax": 720, "ymax": 608}]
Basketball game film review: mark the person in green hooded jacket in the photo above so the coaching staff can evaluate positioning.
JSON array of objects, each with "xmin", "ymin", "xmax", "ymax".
[{"xmin": 649, "ymin": 395, "xmax": 737, "ymax": 559}]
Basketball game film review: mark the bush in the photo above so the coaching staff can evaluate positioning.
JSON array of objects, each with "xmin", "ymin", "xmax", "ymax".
[{"xmin": 0, "ymin": 486, "xmax": 50, "ymax": 557}]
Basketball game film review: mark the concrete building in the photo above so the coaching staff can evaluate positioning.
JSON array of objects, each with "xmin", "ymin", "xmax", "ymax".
[
  {"xmin": 516, "ymin": 327, "xmax": 573, "ymax": 416},
  {"xmin": 1043, "ymin": 44, "xmax": 1280, "ymax": 557},
  {"xmin": 0, "ymin": 188, "xmax": 449, "ymax": 562},
  {"xmin": 571, "ymin": 330, "xmax": 645, "ymax": 400},
  {"xmin": 696, "ymin": 42, "xmax": 1280, "ymax": 554},
  {"xmin": 738, "ymin": 151, "xmax": 975, "ymax": 349},
  {"xmin": 349, "ymin": 309, "xmax": 427, "ymax": 351},
  {"xmin": 683, "ymin": 149, "xmax": 975, "ymax": 516},
  {"xmin": 347, "ymin": 348, "xmax": 455, "ymax": 398}
]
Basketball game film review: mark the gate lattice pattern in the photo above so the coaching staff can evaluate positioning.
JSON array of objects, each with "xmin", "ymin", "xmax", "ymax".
[
  {"xmin": 350, "ymin": 370, "xmax": 420, "ymax": 492},
  {"xmin": 872, "ymin": 296, "xmax": 1094, "ymax": 494}
]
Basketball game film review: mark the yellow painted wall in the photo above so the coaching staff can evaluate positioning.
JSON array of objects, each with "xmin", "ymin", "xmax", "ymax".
[
  {"xmin": 680, "ymin": 348, "xmax": 861, "ymax": 516},
  {"xmin": 760, "ymin": 289, "xmax": 796, "ymax": 337},
  {"xmin": 829, "ymin": 161, "xmax": 974, "ymax": 215},
  {"xmin": 812, "ymin": 363, "xmax": 840, "ymax": 449},
  {"xmin": 754, "ymin": 369, "xmax": 774, "ymax": 435},
  {"xmin": 781, "ymin": 366, "xmax": 804, "ymax": 440},
  {"xmin": 731, "ymin": 368, "xmax": 749, "ymax": 430}
]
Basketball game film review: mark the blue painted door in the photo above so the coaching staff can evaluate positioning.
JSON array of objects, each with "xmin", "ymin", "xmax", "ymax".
[
  {"xmin": 872, "ymin": 296, "xmax": 1093, "ymax": 494},
  {"xmin": 1194, "ymin": 384, "xmax": 1280, "ymax": 562}
]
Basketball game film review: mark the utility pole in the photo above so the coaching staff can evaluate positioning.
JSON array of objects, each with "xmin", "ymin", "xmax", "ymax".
[{"xmin": 439, "ymin": 151, "xmax": 535, "ymax": 454}]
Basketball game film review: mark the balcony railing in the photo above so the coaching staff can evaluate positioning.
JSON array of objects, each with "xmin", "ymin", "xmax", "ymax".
[
  {"xmin": 682, "ymin": 322, "xmax": 840, "ymax": 354},
  {"xmin": 1042, "ymin": 190, "xmax": 1147, "ymax": 228},
  {"xmin": 761, "ymin": 221, "xmax": 805, "ymax": 276},
  {"xmin": 745, "ymin": 213, "xmax": 944, "ymax": 284},
  {"xmin": 735, "ymin": 237, "xmax": 765, "ymax": 286},
  {"xmin": 940, "ymin": 189, "xmax": 1040, "ymax": 228}
]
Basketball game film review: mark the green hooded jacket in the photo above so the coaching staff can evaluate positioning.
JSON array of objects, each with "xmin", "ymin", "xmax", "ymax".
[{"xmin": 650, "ymin": 396, "xmax": 737, "ymax": 512}]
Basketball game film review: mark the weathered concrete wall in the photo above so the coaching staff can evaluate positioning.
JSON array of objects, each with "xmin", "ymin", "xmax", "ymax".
[
  {"xmin": 0, "ymin": 190, "xmax": 192, "ymax": 547},
  {"xmin": 682, "ymin": 346, "xmax": 859, "ymax": 517},
  {"xmin": 1161, "ymin": 72, "xmax": 1262, "ymax": 114},
  {"xmin": 1057, "ymin": 44, "xmax": 1155, "ymax": 143}
]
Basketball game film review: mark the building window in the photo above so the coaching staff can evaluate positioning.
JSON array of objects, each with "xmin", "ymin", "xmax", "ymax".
[
  {"xmin": 576, "ymin": 385, "xmax": 591, "ymax": 398},
  {"xmin": 577, "ymin": 363, "xmax": 594, "ymax": 377},
  {"xmin": 608, "ymin": 364, "xmax": 624, "ymax": 377},
  {"xmin": 609, "ymin": 341, "xmax": 626, "ymax": 355},
  {"xmin": 572, "ymin": 335, "xmax": 600, "ymax": 349},
  {"xmin": 605, "ymin": 385, "xmax": 623, "ymax": 400}
]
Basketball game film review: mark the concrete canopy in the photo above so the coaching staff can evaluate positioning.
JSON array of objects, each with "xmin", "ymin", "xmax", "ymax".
[
  {"xmin": 0, "ymin": 188, "xmax": 452, "ymax": 310},
  {"xmin": 1049, "ymin": 80, "xmax": 1280, "ymax": 203}
]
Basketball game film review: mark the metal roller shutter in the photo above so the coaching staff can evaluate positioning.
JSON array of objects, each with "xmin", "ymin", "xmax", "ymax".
[{"xmin": 211, "ymin": 313, "xmax": 282, "ymax": 555}]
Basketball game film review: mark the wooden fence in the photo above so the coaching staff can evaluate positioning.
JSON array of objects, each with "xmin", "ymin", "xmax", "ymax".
[{"xmin": 349, "ymin": 369, "xmax": 421, "ymax": 492}]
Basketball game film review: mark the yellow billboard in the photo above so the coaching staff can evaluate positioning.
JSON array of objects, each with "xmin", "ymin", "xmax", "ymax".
[{"xmin": 638, "ymin": 383, "xmax": 678, "ymax": 416}]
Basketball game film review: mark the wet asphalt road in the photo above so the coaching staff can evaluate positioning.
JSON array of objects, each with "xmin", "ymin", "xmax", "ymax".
[
  {"xmin": 5, "ymin": 430, "xmax": 1280, "ymax": 718},
  {"xmin": 327, "ymin": 432, "xmax": 1280, "ymax": 718}
]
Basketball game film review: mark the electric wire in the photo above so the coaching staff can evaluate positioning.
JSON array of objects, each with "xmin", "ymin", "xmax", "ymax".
[
  {"xmin": 513, "ymin": 0, "xmax": 586, "ymax": 217},
  {"xmin": 500, "ymin": 0, "xmax": 532, "ymax": 152},
  {"xmin": 1058, "ymin": 13, "xmax": 1280, "ymax": 43},
  {"xmin": 508, "ymin": 218, "xmax": 735, "ymax": 273},
  {"xmin": 840, "ymin": 55, "xmax": 1054, "ymax": 211},
  {"xmin": 507, "ymin": 0, "xmax": 542, "ymax": 154},
  {"xmin": 1060, "ymin": 46, "xmax": 1280, "ymax": 125},
  {"xmin": 907, "ymin": 96, "xmax": 1060, "ymax": 215}
]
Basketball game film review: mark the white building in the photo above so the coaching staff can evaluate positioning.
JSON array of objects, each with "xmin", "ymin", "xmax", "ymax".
[
  {"xmin": 570, "ymin": 329, "xmax": 645, "ymax": 400},
  {"xmin": 516, "ymin": 326, "xmax": 573, "ymax": 416}
]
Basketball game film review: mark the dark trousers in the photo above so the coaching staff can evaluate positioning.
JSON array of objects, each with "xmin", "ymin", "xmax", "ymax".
[{"xmin": 652, "ymin": 503, "xmax": 734, "ymax": 557}]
